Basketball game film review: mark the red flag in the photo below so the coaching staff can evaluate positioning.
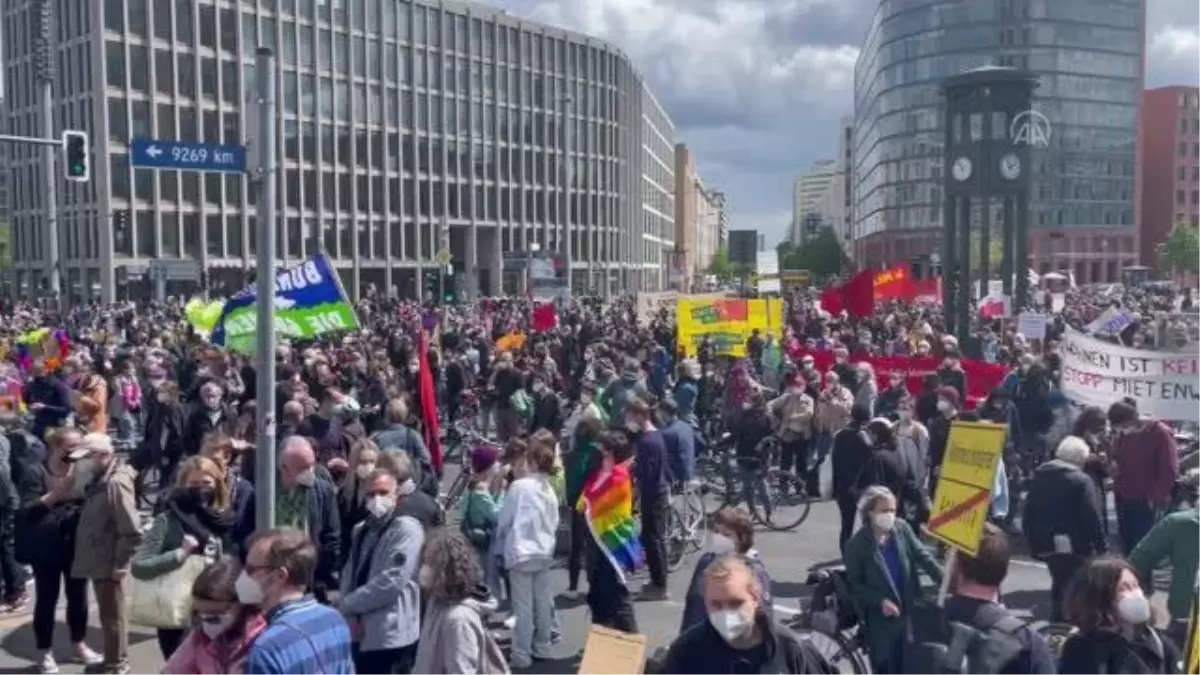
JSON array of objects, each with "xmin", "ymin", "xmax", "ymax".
[
  {"xmin": 819, "ymin": 286, "xmax": 843, "ymax": 315},
  {"xmin": 531, "ymin": 302, "xmax": 557, "ymax": 332},
  {"xmin": 841, "ymin": 269, "xmax": 874, "ymax": 318},
  {"xmin": 417, "ymin": 328, "xmax": 443, "ymax": 472}
]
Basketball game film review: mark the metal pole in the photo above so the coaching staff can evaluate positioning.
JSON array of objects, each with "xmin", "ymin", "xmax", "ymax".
[
  {"xmin": 34, "ymin": 0, "xmax": 60, "ymax": 310},
  {"xmin": 254, "ymin": 47, "xmax": 278, "ymax": 532},
  {"xmin": 562, "ymin": 96, "xmax": 574, "ymax": 294}
]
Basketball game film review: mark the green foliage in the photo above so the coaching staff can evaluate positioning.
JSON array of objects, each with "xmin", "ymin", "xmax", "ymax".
[
  {"xmin": 967, "ymin": 232, "xmax": 1005, "ymax": 275},
  {"xmin": 1160, "ymin": 220, "xmax": 1200, "ymax": 275},
  {"xmin": 778, "ymin": 227, "xmax": 843, "ymax": 279},
  {"xmin": 708, "ymin": 248, "xmax": 734, "ymax": 280}
]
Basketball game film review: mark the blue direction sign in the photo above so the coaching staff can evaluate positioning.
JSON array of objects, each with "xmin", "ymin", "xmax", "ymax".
[{"xmin": 130, "ymin": 138, "xmax": 247, "ymax": 173}]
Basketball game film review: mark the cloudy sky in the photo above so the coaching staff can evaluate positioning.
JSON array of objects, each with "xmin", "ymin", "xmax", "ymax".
[{"xmin": 490, "ymin": 0, "xmax": 1200, "ymax": 244}]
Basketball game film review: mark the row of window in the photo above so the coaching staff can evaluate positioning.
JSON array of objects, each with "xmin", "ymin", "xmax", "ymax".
[{"xmin": 101, "ymin": 0, "xmax": 625, "ymax": 87}]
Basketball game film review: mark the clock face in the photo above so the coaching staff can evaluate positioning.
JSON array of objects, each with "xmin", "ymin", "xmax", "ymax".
[
  {"xmin": 951, "ymin": 156, "xmax": 973, "ymax": 182},
  {"xmin": 1000, "ymin": 153, "xmax": 1021, "ymax": 180}
]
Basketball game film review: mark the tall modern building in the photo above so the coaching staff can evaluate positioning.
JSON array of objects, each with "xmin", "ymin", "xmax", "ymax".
[
  {"xmin": 1139, "ymin": 86, "xmax": 1199, "ymax": 269},
  {"xmin": 2, "ymin": 0, "xmax": 678, "ymax": 302},
  {"xmin": 852, "ymin": 0, "xmax": 1145, "ymax": 282},
  {"xmin": 673, "ymin": 142, "xmax": 723, "ymax": 289},
  {"xmin": 790, "ymin": 159, "xmax": 837, "ymax": 245}
]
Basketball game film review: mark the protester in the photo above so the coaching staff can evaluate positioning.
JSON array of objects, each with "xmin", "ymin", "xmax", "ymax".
[
  {"xmin": 161, "ymin": 559, "xmax": 267, "ymax": 675},
  {"xmin": 655, "ymin": 555, "xmax": 832, "ymax": 674},
  {"xmin": 17, "ymin": 427, "xmax": 101, "ymax": 673},
  {"xmin": 578, "ymin": 431, "xmax": 641, "ymax": 633},
  {"xmin": 132, "ymin": 456, "xmax": 235, "ymax": 659},
  {"xmin": 626, "ymin": 398, "xmax": 671, "ymax": 600},
  {"xmin": 240, "ymin": 528, "xmax": 353, "ymax": 674},
  {"xmin": 1108, "ymin": 401, "xmax": 1179, "ymax": 553},
  {"xmin": 1059, "ymin": 556, "xmax": 1181, "ymax": 674},
  {"xmin": 275, "ymin": 437, "xmax": 341, "ymax": 602},
  {"xmin": 844, "ymin": 484, "xmax": 943, "ymax": 674},
  {"xmin": 680, "ymin": 507, "xmax": 773, "ymax": 634},
  {"xmin": 1129, "ymin": 468, "xmax": 1199, "ymax": 648},
  {"xmin": 495, "ymin": 437, "xmax": 560, "ymax": 669},
  {"xmin": 338, "ymin": 469, "xmax": 424, "ymax": 674},
  {"xmin": 412, "ymin": 529, "xmax": 509, "ymax": 674}
]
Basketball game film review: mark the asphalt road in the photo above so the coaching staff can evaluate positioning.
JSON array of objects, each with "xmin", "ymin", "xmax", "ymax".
[{"xmin": 0, "ymin": 458, "xmax": 1086, "ymax": 675}]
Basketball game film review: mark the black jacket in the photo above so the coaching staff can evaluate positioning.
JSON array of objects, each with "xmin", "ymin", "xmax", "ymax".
[
  {"xmin": 529, "ymin": 390, "xmax": 563, "ymax": 435},
  {"xmin": 656, "ymin": 612, "xmax": 834, "ymax": 674},
  {"xmin": 831, "ymin": 424, "xmax": 872, "ymax": 500},
  {"xmin": 1022, "ymin": 459, "xmax": 1107, "ymax": 559},
  {"xmin": 1059, "ymin": 626, "xmax": 1180, "ymax": 674},
  {"xmin": 395, "ymin": 486, "xmax": 442, "ymax": 530},
  {"xmin": 182, "ymin": 406, "xmax": 232, "ymax": 457},
  {"xmin": 856, "ymin": 446, "xmax": 923, "ymax": 515},
  {"xmin": 24, "ymin": 376, "xmax": 72, "ymax": 439},
  {"xmin": 15, "ymin": 462, "xmax": 82, "ymax": 567}
]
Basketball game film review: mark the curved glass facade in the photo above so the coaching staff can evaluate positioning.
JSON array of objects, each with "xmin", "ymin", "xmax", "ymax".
[
  {"xmin": 3, "ymin": 0, "xmax": 674, "ymax": 301},
  {"xmin": 852, "ymin": 0, "xmax": 1143, "ymax": 257}
]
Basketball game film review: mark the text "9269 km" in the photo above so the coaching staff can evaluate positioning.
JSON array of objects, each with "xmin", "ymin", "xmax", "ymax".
[{"xmin": 172, "ymin": 147, "xmax": 237, "ymax": 165}]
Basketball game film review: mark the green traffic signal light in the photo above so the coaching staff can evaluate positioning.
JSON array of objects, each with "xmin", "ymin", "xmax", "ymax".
[{"xmin": 62, "ymin": 130, "xmax": 89, "ymax": 182}]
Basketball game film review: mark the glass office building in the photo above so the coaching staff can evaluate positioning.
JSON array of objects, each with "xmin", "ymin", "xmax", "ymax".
[
  {"xmin": 851, "ymin": 0, "xmax": 1144, "ymax": 282},
  {"xmin": 2, "ymin": 0, "xmax": 676, "ymax": 301}
]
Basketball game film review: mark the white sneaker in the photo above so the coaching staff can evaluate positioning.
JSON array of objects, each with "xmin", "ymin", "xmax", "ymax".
[
  {"xmin": 503, "ymin": 615, "xmax": 517, "ymax": 629},
  {"xmin": 74, "ymin": 644, "xmax": 103, "ymax": 666},
  {"xmin": 39, "ymin": 652, "xmax": 59, "ymax": 674}
]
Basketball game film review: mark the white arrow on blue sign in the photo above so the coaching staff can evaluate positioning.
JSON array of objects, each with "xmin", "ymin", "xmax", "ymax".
[{"xmin": 130, "ymin": 138, "xmax": 247, "ymax": 173}]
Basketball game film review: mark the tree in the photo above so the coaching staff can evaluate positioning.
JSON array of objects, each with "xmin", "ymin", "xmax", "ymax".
[
  {"xmin": 967, "ymin": 232, "xmax": 1004, "ymax": 276},
  {"xmin": 707, "ymin": 248, "xmax": 734, "ymax": 281},
  {"xmin": 779, "ymin": 227, "xmax": 843, "ymax": 280},
  {"xmin": 1159, "ymin": 220, "xmax": 1200, "ymax": 277}
]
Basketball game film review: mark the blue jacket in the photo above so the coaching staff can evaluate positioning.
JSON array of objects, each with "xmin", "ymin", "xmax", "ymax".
[
  {"xmin": 661, "ymin": 419, "xmax": 696, "ymax": 483},
  {"xmin": 673, "ymin": 379, "xmax": 699, "ymax": 420},
  {"xmin": 339, "ymin": 514, "xmax": 424, "ymax": 651},
  {"xmin": 632, "ymin": 429, "xmax": 670, "ymax": 502}
]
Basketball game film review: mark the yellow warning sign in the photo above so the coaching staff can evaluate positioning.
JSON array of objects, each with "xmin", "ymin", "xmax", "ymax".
[
  {"xmin": 926, "ymin": 421, "xmax": 1007, "ymax": 557},
  {"xmin": 1185, "ymin": 597, "xmax": 1197, "ymax": 674}
]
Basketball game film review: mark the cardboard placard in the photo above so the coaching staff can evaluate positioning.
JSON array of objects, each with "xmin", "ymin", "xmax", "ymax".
[{"xmin": 578, "ymin": 625, "xmax": 647, "ymax": 674}]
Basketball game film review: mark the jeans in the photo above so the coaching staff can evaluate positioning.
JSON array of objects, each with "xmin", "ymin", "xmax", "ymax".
[
  {"xmin": 1116, "ymin": 497, "xmax": 1156, "ymax": 554},
  {"xmin": 639, "ymin": 493, "xmax": 671, "ymax": 589},
  {"xmin": 91, "ymin": 577, "xmax": 129, "ymax": 672},
  {"xmin": 32, "ymin": 561, "xmax": 88, "ymax": 650},
  {"xmin": 738, "ymin": 465, "xmax": 772, "ymax": 517},
  {"xmin": 509, "ymin": 560, "xmax": 554, "ymax": 663},
  {"xmin": 808, "ymin": 431, "xmax": 832, "ymax": 496},
  {"xmin": 779, "ymin": 436, "xmax": 808, "ymax": 476},
  {"xmin": 115, "ymin": 410, "xmax": 139, "ymax": 452}
]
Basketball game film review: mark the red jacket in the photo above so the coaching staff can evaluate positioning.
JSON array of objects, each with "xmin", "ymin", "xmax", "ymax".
[{"xmin": 1112, "ymin": 420, "xmax": 1178, "ymax": 505}]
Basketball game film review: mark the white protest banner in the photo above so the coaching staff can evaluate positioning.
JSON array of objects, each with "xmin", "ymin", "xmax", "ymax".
[
  {"xmin": 1017, "ymin": 312, "xmax": 1048, "ymax": 340},
  {"xmin": 636, "ymin": 291, "xmax": 729, "ymax": 325},
  {"xmin": 1059, "ymin": 327, "xmax": 1200, "ymax": 422}
]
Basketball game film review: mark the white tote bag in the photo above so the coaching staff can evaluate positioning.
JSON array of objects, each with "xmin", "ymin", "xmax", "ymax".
[{"xmin": 129, "ymin": 554, "xmax": 209, "ymax": 629}]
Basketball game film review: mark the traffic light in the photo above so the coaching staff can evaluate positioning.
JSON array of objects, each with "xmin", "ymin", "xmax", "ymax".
[{"xmin": 62, "ymin": 130, "xmax": 89, "ymax": 182}]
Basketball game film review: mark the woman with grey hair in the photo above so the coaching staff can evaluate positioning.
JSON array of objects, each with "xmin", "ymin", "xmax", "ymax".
[{"xmin": 843, "ymin": 484, "xmax": 943, "ymax": 674}]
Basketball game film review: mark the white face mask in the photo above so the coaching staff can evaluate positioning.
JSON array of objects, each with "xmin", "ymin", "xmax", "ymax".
[
  {"xmin": 898, "ymin": 409, "xmax": 913, "ymax": 422},
  {"xmin": 355, "ymin": 462, "xmax": 376, "ymax": 480},
  {"xmin": 937, "ymin": 400, "xmax": 953, "ymax": 414},
  {"xmin": 234, "ymin": 570, "xmax": 264, "ymax": 605},
  {"xmin": 625, "ymin": 420, "xmax": 640, "ymax": 433},
  {"xmin": 1117, "ymin": 589, "xmax": 1151, "ymax": 624},
  {"xmin": 708, "ymin": 609, "xmax": 754, "ymax": 643},
  {"xmin": 295, "ymin": 468, "xmax": 316, "ymax": 488},
  {"xmin": 706, "ymin": 532, "xmax": 737, "ymax": 555},
  {"xmin": 408, "ymin": 363, "xmax": 420, "ymax": 374},
  {"xmin": 872, "ymin": 512, "xmax": 897, "ymax": 532},
  {"xmin": 365, "ymin": 495, "xmax": 396, "ymax": 518},
  {"xmin": 418, "ymin": 565, "xmax": 434, "ymax": 587},
  {"xmin": 198, "ymin": 612, "xmax": 239, "ymax": 640}
]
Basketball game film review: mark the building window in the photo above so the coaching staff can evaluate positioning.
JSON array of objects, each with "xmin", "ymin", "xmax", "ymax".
[
  {"xmin": 1178, "ymin": 189, "xmax": 1186, "ymax": 205},
  {"xmin": 1180, "ymin": 142, "xmax": 1188, "ymax": 156}
]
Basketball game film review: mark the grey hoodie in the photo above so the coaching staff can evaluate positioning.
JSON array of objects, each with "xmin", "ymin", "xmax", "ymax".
[{"xmin": 412, "ymin": 593, "xmax": 509, "ymax": 674}]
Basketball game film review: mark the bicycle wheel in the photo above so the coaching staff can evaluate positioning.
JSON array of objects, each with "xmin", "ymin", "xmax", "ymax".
[
  {"xmin": 797, "ymin": 628, "xmax": 870, "ymax": 674},
  {"xmin": 750, "ymin": 469, "xmax": 812, "ymax": 531},
  {"xmin": 697, "ymin": 457, "xmax": 734, "ymax": 517},
  {"xmin": 680, "ymin": 484, "xmax": 707, "ymax": 551},
  {"xmin": 135, "ymin": 464, "xmax": 161, "ymax": 511},
  {"xmin": 665, "ymin": 505, "xmax": 689, "ymax": 572}
]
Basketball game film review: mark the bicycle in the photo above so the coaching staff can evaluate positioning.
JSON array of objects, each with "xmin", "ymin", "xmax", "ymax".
[
  {"xmin": 664, "ymin": 480, "xmax": 706, "ymax": 572},
  {"xmin": 785, "ymin": 566, "xmax": 871, "ymax": 674},
  {"xmin": 439, "ymin": 427, "xmax": 492, "ymax": 512},
  {"xmin": 696, "ymin": 434, "xmax": 812, "ymax": 531}
]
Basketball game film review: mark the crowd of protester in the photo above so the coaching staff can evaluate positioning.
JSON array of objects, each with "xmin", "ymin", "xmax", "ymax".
[{"xmin": 0, "ymin": 277, "xmax": 1189, "ymax": 674}]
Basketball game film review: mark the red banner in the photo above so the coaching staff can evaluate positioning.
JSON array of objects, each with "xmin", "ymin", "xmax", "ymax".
[
  {"xmin": 873, "ymin": 266, "xmax": 911, "ymax": 302},
  {"xmin": 792, "ymin": 349, "xmax": 1007, "ymax": 408}
]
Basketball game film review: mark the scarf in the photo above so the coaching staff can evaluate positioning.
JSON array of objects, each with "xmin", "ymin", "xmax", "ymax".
[{"xmin": 577, "ymin": 463, "xmax": 642, "ymax": 585}]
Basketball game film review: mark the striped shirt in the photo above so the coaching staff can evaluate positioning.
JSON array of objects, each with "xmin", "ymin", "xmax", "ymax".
[{"xmin": 244, "ymin": 596, "xmax": 353, "ymax": 674}]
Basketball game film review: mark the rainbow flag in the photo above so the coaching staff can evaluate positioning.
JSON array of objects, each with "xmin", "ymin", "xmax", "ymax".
[{"xmin": 577, "ymin": 463, "xmax": 643, "ymax": 585}]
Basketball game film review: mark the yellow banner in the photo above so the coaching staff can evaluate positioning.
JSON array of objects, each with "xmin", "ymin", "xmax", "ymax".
[
  {"xmin": 926, "ymin": 421, "xmax": 1007, "ymax": 557},
  {"xmin": 676, "ymin": 297, "xmax": 784, "ymax": 358},
  {"xmin": 1186, "ymin": 597, "xmax": 1197, "ymax": 675}
]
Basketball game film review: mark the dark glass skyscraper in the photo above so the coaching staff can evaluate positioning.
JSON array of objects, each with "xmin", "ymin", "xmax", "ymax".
[{"xmin": 851, "ymin": 0, "xmax": 1144, "ymax": 282}]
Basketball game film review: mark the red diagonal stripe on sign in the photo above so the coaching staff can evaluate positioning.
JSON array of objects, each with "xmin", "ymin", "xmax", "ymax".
[{"xmin": 928, "ymin": 489, "xmax": 990, "ymax": 531}]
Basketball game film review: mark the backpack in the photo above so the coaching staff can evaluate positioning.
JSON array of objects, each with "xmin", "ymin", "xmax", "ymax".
[{"xmin": 907, "ymin": 606, "xmax": 1028, "ymax": 674}]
